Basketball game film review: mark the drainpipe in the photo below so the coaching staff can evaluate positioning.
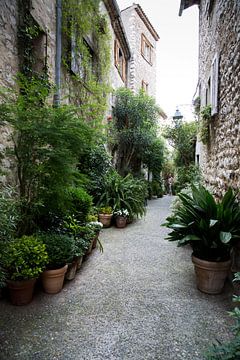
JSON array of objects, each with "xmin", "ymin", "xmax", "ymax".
[{"xmin": 53, "ymin": 0, "xmax": 62, "ymax": 107}]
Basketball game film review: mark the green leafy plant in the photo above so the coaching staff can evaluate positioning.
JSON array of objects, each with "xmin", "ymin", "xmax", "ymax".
[
  {"xmin": 80, "ymin": 144, "xmax": 112, "ymax": 203},
  {"xmin": 205, "ymin": 273, "xmax": 240, "ymax": 359},
  {"xmin": 99, "ymin": 206, "xmax": 113, "ymax": 215},
  {"xmin": 0, "ymin": 186, "xmax": 19, "ymax": 242},
  {"xmin": 39, "ymin": 233, "xmax": 75, "ymax": 269},
  {"xmin": 199, "ymin": 105, "xmax": 212, "ymax": 145},
  {"xmin": 2, "ymin": 235, "xmax": 48, "ymax": 281},
  {"xmin": 163, "ymin": 185, "xmax": 240, "ymax": 261},
  {"xmin": 0, "ymin": 77, "xmax": 94, "ymax": 235},
  {"xmin": 66, "ymin": 187, "xmax": 93, "ymax": 224},
  {"xmin": 98, "ymin": 171, "xmax": 146, "ymax": 218},
  {"xmin": 111, "ymin": 88, "xmax": 160, "ymax": 176},
  {"xmin": 174, "ymin": 164, "xmax": 202, "ymax": 193}
]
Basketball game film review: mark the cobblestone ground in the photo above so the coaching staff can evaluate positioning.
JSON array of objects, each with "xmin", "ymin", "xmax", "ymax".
[{"xmin": 0, "ymin": 196, "xmax": 233, "ymax": 360}]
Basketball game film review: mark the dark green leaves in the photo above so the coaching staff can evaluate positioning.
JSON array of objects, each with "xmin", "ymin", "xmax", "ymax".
[{"xmin": 163, "ymin": 185, "xmax": 240, "ymax": 260}]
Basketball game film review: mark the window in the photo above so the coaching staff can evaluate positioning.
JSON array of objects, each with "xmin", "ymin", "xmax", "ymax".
[
  {"xmin": 211, "ymin": 53, "xmax": 219, "ymax": 115},
  {"xmin": 71, "ymin": 34, "xmax": 95, "ymax": 80},
  {"xmin": 142, "ymin": 80, "xmax": 149, "ymax": 93},
  {"xmin": 141, "ymin": 34, "xmax": 153, "ymax": 65},
  {"xmin": 202, "ymin": 53, "xmax": 218, "ymax": 114},
  {"xmin": 114, "ymin": 40, "xmax": 126, "ymax": 82}
]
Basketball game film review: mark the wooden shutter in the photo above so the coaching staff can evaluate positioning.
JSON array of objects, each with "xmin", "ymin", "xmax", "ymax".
[{"xmin": 211, "ymin": 53, "xmax": 219, "ymax": 115}]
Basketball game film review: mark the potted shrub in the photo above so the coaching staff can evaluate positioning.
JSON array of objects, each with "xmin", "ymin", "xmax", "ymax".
[
  {"xmin": 2, "ymin": 235, "xmax": 48, "ymax": 305},
  {"xmin": 40, "ymin": 233, "xmax": 75, "ymax": 294},
  {"xmin": 86, "ymin": 219, "xmax": 103, "ymax": 249},
  {"xmin": 114, "ymin": 209, "xmax": 129, "ymax": 228},
  {"xmin": 163, "ymin": 185, "xmax": 240, "ymax": 294},
  {"xmin": 98, "ymin": 206, "xmax": 113, "ymax": 228}
]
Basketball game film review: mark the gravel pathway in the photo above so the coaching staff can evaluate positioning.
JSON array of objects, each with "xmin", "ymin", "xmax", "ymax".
[{"xmin": 0, "ymin": 196, "xmax": 233, "ymax": 360}]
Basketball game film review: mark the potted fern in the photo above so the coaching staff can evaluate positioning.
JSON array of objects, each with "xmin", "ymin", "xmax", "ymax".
[{"xmin": 163, "ymin": 185, "xmax": 240, "ymax": 294}]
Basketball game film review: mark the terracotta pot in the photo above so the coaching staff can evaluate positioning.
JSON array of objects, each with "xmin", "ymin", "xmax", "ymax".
[
  {"xmin": 192, "ymin": 255, "xmax": 231, "ymax": 294},
  {"xmin": 98, "ymin": 213, "xmax": 112, "ymax": 228},
  {"xmin": 76, "ymin": 256, "xmax": 83, "ymax": 270},
  {"xmin": 41, "ymin": 264, "xmax": 68, "ymax": 294},
  {"xmin": 92, "ymin": 234, "xmax": 99, "ymax": 249},
  {"xmin": 65, "ymin": 260, "xmax": 77, "ymax": 281},
  {"xmin": 115, "ymin": 216, "xmax": 127, "ymax": 228},
  {"xmin": 86, "ymin": 238, "xmax": 94, "ymax": 255},
  {"xmin": 7, "ymin": 278, "xmax": 37, "ymax": 305}
]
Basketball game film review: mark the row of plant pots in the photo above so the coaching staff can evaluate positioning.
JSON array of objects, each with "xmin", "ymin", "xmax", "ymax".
[
  {"xmin": 2, "ymin": 224, "xmax": 102, "ymax": 306},
  {"xmin": 98, "ymin": 207, "xmax": 130, "ymax": 229}
]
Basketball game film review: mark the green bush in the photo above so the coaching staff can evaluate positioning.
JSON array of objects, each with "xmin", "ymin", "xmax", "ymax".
[
  {"xmin": 0, "ymin": 77, "xmax": 95, "ymax": 235},
  {"xmin": 39, "ymin": 233, "xmax": 75, "ymax": 269},
  {"xmin": 80, "ymin": 144, "xmax": 112, "ymax": 203},
  {"xmin": 0, "ymin": 186, "xmax": 19, "ymax": 242},
  {"xmin": 98, "ymin": 171, "xmax": 146, "ymax": 218},
  {"xmin": 2, "ymin": 235, "xmax": 48, "ymax": 281},
  {"xmin": 163, "ymin": 185, "xmax": 240, "ymax": 261},
  {"xmin": 67, "ymin": 187, "xmax": 93, "ymax": 223},
  {"xmin": 99, "ymin": 206, "xmax": 113, "ymax": 214},
  {"xmin": 174, "ymin": 164, "xmax": 202, "ymax": 193},
  {"xmin": 151, "ymin": 180, "xmax": 164, "ymax": 198}
]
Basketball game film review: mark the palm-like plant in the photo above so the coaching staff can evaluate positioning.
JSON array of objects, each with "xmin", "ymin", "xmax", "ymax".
[
  {"xmin": 98, "ymin": 171, "xmax": 146, "ymax": 218},
  {"xmin": 164, "ymin": 185, "xmax": 240, "ymax": 261}
]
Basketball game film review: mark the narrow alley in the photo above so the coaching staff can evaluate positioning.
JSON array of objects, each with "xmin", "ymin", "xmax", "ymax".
[{"xmin": 0, "ymin": 197, "xmax": 232, "ymax": 360}]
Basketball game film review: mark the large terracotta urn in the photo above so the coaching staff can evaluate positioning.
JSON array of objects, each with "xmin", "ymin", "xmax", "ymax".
[{"xmin": 192, "ymin": 255, "xmax": 231, "ymax": 294}]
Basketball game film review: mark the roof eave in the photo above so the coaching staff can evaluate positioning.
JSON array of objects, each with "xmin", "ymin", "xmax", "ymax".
[
  {"xmin": 103, "ymin": 0, "xmax": 131, "ymax": 59},
  {"xmin": 179, "ymin": 0, "xmax": 200, "ymax": 17}
]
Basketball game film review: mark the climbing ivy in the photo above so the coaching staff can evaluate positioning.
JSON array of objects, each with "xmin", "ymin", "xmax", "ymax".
[
  {"xmin": 62, "ymin": 0, "xmax": 111, "ymax": 124},
  {"xmin": 199, "ymin": 105, "xmax": 212, "ymax": 145}
]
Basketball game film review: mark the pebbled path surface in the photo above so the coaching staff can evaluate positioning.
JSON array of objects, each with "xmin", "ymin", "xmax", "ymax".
[{"xmin": 0, "ymin": 196, "xmax": 233, "ymax": 360}]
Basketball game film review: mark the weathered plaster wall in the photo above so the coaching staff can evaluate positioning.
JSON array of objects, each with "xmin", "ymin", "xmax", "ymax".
[
  {"xmin": 198, "ymin": 0, "xmax": 240, "ymax": 196},
  {"xmin": 121, "ymin": 7, "xmax": 157, "ymax": 98}
]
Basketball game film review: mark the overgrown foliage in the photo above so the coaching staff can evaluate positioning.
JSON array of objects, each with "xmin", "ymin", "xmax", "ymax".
[
  {"xmin": 62, "ymin": 0, "xmax": 111, "ymax": 119},
  {"xmin": 142, "ymin": 137, "xmax": 166, "ymax": 180},
  {"xmin": 199, "ymin": 105, "xmax": 212, "ymax": 145},
  {"xmin": 79, "ymin": 144, "xmax": 112, "ymax": 203},
  {"xmin": 163, "ymin": 120, "xmax": 198, "ymax": 192},
  {"xmin": 111, "ymin": 88, "xmax": 159, "ymax": 176},
  {"xmin": 98, "ymin": 170, "xmax": 147, "ymax": 218},
  {"xmin": 163, "ymin": 185, "xmax": 240, "ymax": 261},
  {"xmin": 0, "ymin": 77, "xmax": 95, "ymax": 235}
]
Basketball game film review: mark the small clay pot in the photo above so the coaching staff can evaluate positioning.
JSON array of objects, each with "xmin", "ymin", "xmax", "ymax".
[{"xmin": 115, "ymin": 216, "xmax": 127, "ymax": 228}]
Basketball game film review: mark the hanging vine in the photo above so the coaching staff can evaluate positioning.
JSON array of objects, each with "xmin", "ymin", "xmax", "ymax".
[{"xmin": 62, "ymin": 0, "xmax": 111, "ymax": 125}]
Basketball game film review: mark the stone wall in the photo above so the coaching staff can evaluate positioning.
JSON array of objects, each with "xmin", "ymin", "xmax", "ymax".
[
  {"xmin": 0, "ymin": 1, "xmax": 19, "ymax": 88},
  {"xmin": 198, "ymin": 0, "xmax": 240, "ymax": 197},
  {"xmin": 100, "ymin": 2, "xmax": 126, "ymax": 114},
  {"xmin": 0, "ymin": 0, "xmax": 56, "ymax": 185},
  {"xmin": 121, "ymin": 6, "xmax": 158, "ymax": 98}
]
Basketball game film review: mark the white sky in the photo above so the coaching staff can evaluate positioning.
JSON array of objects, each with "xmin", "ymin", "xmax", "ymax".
[{"xmin": 117, "ymin": 0, "xmax": 199, "ymax": 120}]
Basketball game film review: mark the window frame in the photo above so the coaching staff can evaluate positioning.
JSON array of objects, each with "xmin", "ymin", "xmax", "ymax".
[
  {"xmin": 114, "ymin": 39, "xmax": 127, "ymax": 82},
  {"xmin": 141, "ymin": 80, "xmax": 149, "ymax": 93},
  {"xmin": 141, "ymin": 34, "xmax": 153, "ymax": 65}
]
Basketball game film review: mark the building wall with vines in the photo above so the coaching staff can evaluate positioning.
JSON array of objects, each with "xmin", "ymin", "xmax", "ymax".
[{"xmin": 196, "ymin": 0, "xmax": 240, "ymax": 197}]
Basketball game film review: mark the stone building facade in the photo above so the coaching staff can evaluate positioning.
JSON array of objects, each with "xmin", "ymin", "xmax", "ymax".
[
  {"xmin": 121, "ymin": 4, "xmax": 159, "ymax": 98},
  {"xmin": 180, "ymin": 0, "xmax": 240, "ymax": 196},
  {"xmin": 101, "ymin": 0, "xmax": 130, "ymax": 113}
]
